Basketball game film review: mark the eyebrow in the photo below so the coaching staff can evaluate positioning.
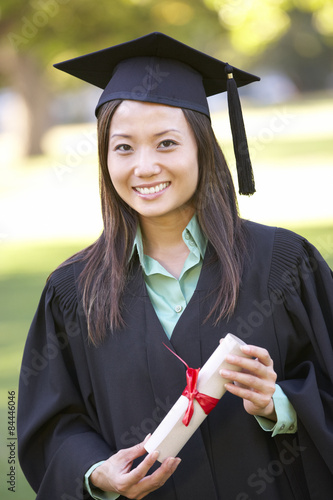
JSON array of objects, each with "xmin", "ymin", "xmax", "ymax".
[
  {"xmin": 154, "ymin": 129, "xmax": 181, "ymax": 137},
  {"xmin": 110, "ymin": 133, "xmax": 132, "ymax": 139},
  {"xmin": 110, "ymin": 129, "xmax": 181, "ymax": 140}
]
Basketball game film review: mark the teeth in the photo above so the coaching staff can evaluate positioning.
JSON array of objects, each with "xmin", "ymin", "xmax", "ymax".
[{"xmin": 136, "ymin": 182, "xmax": 169, "ymax": 195}]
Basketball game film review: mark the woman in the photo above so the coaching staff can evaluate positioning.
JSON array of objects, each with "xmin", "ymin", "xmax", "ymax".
[{"xmin": 18, "ymin": 33, "xmax": 333, "ymax": 500}]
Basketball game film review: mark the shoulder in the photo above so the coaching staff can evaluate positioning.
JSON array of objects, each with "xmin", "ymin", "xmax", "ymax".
[
  {"xmin": 47, "ymin": 253, "xmax": 87, "ymax": 311},
  {"xmin": 243, "ymin": 219, "xmax": 328, "ymax": 294},
  {"xmin": 243, "ymin": 219, "xmax": 310, "ymax": 259}
]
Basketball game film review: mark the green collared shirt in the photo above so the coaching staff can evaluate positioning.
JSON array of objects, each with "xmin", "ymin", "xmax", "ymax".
[{"xmin": 133, "ymin": 214, "xmax": 207, "ymax": 339}]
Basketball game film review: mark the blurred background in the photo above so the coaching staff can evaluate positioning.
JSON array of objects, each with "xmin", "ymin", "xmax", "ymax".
[{"xmin": 0, "ymin": 0, "xmax": 332, "ymax": 498}]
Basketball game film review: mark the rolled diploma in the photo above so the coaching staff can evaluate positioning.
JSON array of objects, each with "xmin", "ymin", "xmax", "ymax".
[{"xmin": 144, "ymin": 333, "xmax": 249, "ymax": 462}]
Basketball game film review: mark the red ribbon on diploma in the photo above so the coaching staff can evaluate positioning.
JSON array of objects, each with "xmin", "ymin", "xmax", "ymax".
[{"xmin": 163, "ymin": 344, "xmax": 219, "ymax": 427}]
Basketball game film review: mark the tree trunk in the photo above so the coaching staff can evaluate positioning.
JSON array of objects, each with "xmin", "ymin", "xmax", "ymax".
[{"xmin": 14, "ymin": 52, "xmax": 51, "ymax": 156}]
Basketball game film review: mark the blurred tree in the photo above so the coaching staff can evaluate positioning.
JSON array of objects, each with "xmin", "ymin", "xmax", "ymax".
[
  {"xmin": 0, "ymin": 0, "xmax": 223, "ymax": 155},
  {"xmin": 262, "ymin": 7, "xmax": 333, "ymax": 92},
  {"xmin": 0, "ymin": 0, "xmax": 332, "ymax": 156},
  {"xmin": 204, "ymin": 0, "xmax": 333, "ymax": 84}
]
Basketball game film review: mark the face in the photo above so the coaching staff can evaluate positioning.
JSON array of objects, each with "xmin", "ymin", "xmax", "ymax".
[{"xmin": 107, "ymin": 100, "xmax": 199, "ymax": 224}]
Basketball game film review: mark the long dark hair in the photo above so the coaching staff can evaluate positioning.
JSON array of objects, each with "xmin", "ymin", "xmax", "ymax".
[{"xmin": 72, "ymin": 99, "xmax": 247, "ymax": 344}]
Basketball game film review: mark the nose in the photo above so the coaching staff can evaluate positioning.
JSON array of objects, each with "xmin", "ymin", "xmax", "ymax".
[{"xmin": 134, "ymin": 148, "xmax": 161, "ymax": 178}]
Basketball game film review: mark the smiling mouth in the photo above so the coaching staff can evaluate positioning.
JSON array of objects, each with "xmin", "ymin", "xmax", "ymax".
[{"xmin": 134, "ymin": 182, "xmax": 170, "ymax": 195}]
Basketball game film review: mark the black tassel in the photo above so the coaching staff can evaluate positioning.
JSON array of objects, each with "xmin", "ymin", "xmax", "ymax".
[{"xmin": 225, "ymin": 64, "xmax": 255, "ymax": 195}]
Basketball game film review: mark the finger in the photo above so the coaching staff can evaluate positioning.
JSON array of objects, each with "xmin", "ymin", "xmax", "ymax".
[
  {"xmin": 224, "ymin": 353, "xmax": 275, "ymax": 379},
  {"xmin": 143, "ymin": 456, "xmax": 181, "ymax": 486},
  {"xmin": 220, "ymin": 359, "xmax": 277, "ymax": 382},
  {"xmin": 131, "ymin": 457, "xmax": 182, "ymax": 498},
  {"xmin": 222, "ymin": 365, "xmax": 276, "ymax": 398},
  {"xmin": 113, "ymin": 451, "xmax": 160, "ymax": 495},
  {"xmin": 125, "ymin": 450, "xmax": 160, "ymax": 483},
  {"xmin": 224, "ymin": 381, "xmax": 273, "ymax": 408},
  {"xmin": 120, "ymin": 456, "xmax": 181, "ymax": 499},
  {"xmin": 224, "ymin": 355, "xmax": 269, "ymax": 378},
  {"xmin": 240, "ymin": 345, "xmax": 273, "ymax": 366},
  {"xmin": 115, "ymin": 436, "xmax": 152, "ymax": 465},
  {"xmin": 222, "ymin": 369, "xmax": 276, "ymax": 394},
  {"xmin": 143, "ymin": 433, "xmax": 151, "ymax": 444}
]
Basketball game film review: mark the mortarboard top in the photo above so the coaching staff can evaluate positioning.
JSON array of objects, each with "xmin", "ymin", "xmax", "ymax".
[{"xmin": 54, "ymin": 32, "xmax": 260, "ymax": 195}]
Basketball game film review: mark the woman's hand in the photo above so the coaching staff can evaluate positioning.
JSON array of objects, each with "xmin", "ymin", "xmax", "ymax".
[
  {"xmin": 220, "ymin": 344, "xmax": 277, "ymax": 421},
  {"xmin": 90, "ymin": 436, "xmax": 181, "ymax": 499}
]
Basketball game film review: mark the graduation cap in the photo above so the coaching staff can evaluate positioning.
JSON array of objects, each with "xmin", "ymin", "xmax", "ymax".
[{"xmin": 54, "ymin": 32, "xmax": 260, "ymax": 195}]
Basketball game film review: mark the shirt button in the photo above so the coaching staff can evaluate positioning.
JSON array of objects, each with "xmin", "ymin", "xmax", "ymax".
[
  {"xmin": 280, "ymin": 424, "xmax": 285, "ymax": 431},
  {"xmin": 175, "ymin": 305, "xmax": 183, "ymax": 313},
  {"xmin": 289, "ymin": 424, "xmax": 294, "ymax": 430},
  {"xmin": 185, "ymin": 232, "xmax": 190, "ymax": 240}
]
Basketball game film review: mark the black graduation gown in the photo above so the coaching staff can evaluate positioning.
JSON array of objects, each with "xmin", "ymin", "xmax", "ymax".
[{"xmin": 18, "ymin": 221, "xmax": 333, "ymax": 500}]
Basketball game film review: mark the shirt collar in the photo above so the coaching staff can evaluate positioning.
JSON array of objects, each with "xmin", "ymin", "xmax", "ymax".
[
  {"xmin": 131, "ymin": 214, "xmax": 207, "ymax": 273},
  {"xmin": 183, "ymin": 214, "xmax": 207, "ymax": 258}
]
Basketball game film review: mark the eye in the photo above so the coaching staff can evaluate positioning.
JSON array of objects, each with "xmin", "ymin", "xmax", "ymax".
[
  {"xmin": 158, "ymin": 140, "xmax": 177, "ymax": 149},
  {"xmin": 115, "ymin": 144, "xmax": 132, "ymax": 152}
]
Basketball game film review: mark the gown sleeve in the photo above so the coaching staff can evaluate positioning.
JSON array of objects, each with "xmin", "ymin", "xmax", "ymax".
[
  {"xmin": 268, "ymin": 228, "xmax": 333, "ymax": 497},
  {"xmin": 18, "ymin": 263, "xmax": 113, "ymax": 500}
]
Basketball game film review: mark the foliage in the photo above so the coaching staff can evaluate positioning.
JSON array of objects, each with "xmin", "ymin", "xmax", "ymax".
[
  {"xmin": 0, "ymin": 0, "xmax": 224, "ymax": 154},
  {"xmin": 1, "ymin": 0, "xmax": 223, "ymax": 63},
  {"xmin": 203, "ymin": 0, "xmax": 333, "ymax": 55},
  {"xmin": 0, "ymin": 0, "xmax": 332, "ymax": 155},
  {"xmin": 1, "ymin": 0, "xmax": 332, "ymax": 87}
]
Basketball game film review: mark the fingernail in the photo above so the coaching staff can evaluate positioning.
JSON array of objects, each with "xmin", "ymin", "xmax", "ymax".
[
  {"xmin": 143, "ymin": 433, "xmax": 151, "ymax": 443},
  {"xmin": 241, "ymin": 345, "xmax": 251, "ymax": 353},
  {"xmin": 151, "ymin": 450, "xmax": 159, "ymax": 460},
  {"xmin": 220, "ymin": 369, "xmax": 229, "ymax": 377},
  {"xmin": 168, "ymin": 457, "xmax": 181, "ymax": 470}
]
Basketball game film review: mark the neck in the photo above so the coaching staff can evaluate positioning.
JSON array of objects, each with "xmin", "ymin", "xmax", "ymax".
[
  {"xmin": 140, "ymin": 207, "xmax": 194, "ymax": 250},
  {"xmin": 139, "ymin": 207, "xmax": 195, "ymax": 277}
]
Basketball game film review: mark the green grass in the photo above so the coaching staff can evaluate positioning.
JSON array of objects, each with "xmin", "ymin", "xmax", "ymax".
[
  {"xmin": 211, "ymin": 92, "xmax": 333, "ymax": 167},
  {"xmin": 0, "ymin": 227, "xmax": 332, "ymax": 499},
  {"xmin": 250, "ymin": 136, "xmax": 333, "ymax": 165},
  {"xmin": 219, "ymin": 135, "xmax": 333, "ymax": 167},
  {"xmin": 0, "ymin": 240, "xmax": 87, "ymax": 500}
]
